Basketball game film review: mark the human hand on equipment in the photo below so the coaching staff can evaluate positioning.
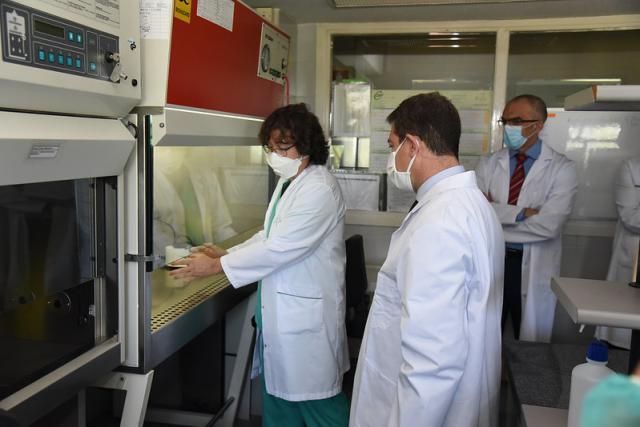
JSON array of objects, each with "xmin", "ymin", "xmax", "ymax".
[
  {"xmin": 169, "ymin": 252, "xmax": 223, "ymax": 282},
  {"xmin": 523, "ymin": 207, "xmax": 539, "ymax": 218},
  {"xmin": 191, "ymin": 243, "xmax": 228, "ymax": 259}
]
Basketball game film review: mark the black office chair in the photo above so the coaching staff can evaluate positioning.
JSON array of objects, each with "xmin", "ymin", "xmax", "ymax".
[{"xmin": 345, "ymin": 234, "xmax": 370, "ymax": 338}]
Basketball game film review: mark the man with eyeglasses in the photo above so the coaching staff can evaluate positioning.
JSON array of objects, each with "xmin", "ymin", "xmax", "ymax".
[
  {"xmin": 172, "ymin": 103, "xmax": 350, "ymax": 427},
  {"xmin": 476, "ymin": 94, "xmax": 578, "ymax": 343}
]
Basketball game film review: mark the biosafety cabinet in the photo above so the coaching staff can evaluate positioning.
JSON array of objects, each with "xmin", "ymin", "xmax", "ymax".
[
  {"xmin": 122, "ymin": 0, "xmax": 289, "ymax": 423},
  {"xmin": 0, "ymin": 0, "xmax": 141, "ymax": 424}
]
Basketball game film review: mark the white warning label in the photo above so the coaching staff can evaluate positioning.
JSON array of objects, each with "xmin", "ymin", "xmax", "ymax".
[{"xmin": 40, "ymin": 0, "xmax": 120, "ymax": 28}]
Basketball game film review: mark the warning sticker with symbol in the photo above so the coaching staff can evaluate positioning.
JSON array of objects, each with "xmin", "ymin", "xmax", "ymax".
[{"xmin": 174, "ymin": 0, "xmax": 192, "ymax": 23}]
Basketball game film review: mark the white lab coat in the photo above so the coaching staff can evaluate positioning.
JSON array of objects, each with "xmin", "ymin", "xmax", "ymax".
[
  {"xmin": 221, "ymin": 165, "xmax": 349, "ymax": 401},
  {"xmin": 153, "ymin": 167, "xmax": 235, "ymax": 267},
  {"xmin": 475, "ymin": 142, "xmax": 578, "ymax": 342},
  {"xmin": 350, "ymin": 171, "xmax": 504, "ymax": 427},
  {"xmin": 595, "ymin": 158, "xmax": 639, "ymax": 349}
]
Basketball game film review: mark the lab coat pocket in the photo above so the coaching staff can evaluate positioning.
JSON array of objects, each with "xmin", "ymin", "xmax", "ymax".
[{"xmin": 276, "ymin": 292, "xmax": 323, "ymax": 335}]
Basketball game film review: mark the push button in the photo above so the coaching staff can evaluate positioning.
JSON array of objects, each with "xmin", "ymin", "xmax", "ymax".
[
  {"xmin": 89, "ymin": 62, "xmax": 97, "ymax": 72},
  {"xmin": 75, "ymin": 58, "xmax": 82, "ymax": 69},
  {"xmin": 48, "ymin": 52, "xmax": 55, "ymax": 63},
  {"xmin": 68, "ymin": 31, "xmax": 74, "ymax": 41},
  {"xmin": 67, "ymin": 55, "xmax": 73, "ymax": 66},
  {"xmin": 76, "ymin": 33, "xmax": 82, "ymax": 43},
  {"xmin": 38, "ymin": 50, "xmax": 45, "ymax": 61},
  {"xmin": 57, "ymin": 54, "xmax": 64, "ymax": 65}
]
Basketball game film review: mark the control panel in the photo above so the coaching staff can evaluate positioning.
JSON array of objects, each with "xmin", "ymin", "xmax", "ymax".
[{"xmin": 1, "ymin": 0, "xmax": 120, "ymax": 82}]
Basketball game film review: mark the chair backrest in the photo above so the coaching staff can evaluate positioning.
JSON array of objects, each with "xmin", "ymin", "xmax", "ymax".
[{"xmin": 345, "ymin": 234, "xmax": 368, "ymax": 309}]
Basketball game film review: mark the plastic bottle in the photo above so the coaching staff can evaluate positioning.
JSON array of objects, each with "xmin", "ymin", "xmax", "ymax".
[{"xmin": 567, "ymin": 340, "xmax": 615, "ymax": 427}]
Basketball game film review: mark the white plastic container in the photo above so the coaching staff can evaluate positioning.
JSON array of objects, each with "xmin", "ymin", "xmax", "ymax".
[{"xmin": 567, "ymin": 340, "xmax": 614, "ymax": 427}]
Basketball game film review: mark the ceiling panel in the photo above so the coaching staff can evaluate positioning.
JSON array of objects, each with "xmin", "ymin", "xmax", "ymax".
[
  {"xmin": 333, "ymin": 0, "xmax": 559, "ymax": 7},
  {"xmin": 244, "ymin": 0, "xmax": 640, "ymax": 23}
]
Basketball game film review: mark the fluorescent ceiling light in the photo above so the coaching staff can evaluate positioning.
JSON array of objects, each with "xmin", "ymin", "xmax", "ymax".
[
  {"xmin": 516, "ymin": 78, "xmax": 621, "ymax": 86},
  {"xmin": 561, "ymin": 78, "xmax": 622, "ymax": 83},
  {"xmin": 412, "ymin": 78, "xmax": 479, "ymax": 83},
  {"xmin": 427, "ymin": 44, "xmax": 476, "ymax": 47}
]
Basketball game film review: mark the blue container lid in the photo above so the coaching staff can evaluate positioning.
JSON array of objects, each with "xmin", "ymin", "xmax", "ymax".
[{"xmin": 587, "ymin": 340, "xmax": 608, "ymax": 363}]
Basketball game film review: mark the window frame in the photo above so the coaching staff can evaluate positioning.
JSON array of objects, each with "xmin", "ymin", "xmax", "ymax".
[{"xmin": 315, "ymin": 15, "xmax": 640, "ymax": 154}]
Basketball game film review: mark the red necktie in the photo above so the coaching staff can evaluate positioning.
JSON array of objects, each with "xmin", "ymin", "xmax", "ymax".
[{"xmin": 508, "ymin": 154, "xmax": 527, "ymax": 205}]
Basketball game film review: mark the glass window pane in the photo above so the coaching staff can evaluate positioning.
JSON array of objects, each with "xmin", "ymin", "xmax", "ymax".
[
  {"xmin": 0, "ymin": 179, "xmax": 99, "ymax": 400},
  {"xmin": 151, "ymin": 146, "xmax": 269, "ymax": 318},
  {"xmin": 331, "ymin": 33, "xmax": 496, "ymax": 211},
  {"xmin": 507, "ymin": 30, "xmax": 640, "ymax": 108}
]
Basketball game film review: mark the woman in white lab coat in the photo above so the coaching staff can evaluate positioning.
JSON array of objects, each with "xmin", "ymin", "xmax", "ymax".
[
  {"xmin": 475, "ymin": 103, "xmax": 578, "ymax": 343},
  {"xmin": 172, "ymin": 104, "xmax": 349, "ymax": 427},
  {"xmin": 350, "ymin": 93, "xmax": 504, "ymax": 427},
  {"xmin": 595, "ymin": 158, "xmax": 639, "ymax": 349}
]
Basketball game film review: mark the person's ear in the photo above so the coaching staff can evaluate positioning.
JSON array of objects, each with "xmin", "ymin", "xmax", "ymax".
[{"xmin": 406, "ymin": 134, "xmax": 421, "ymax": 156}]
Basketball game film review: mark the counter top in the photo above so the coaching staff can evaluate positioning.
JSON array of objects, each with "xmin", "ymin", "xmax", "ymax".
[{"xmin": 551, "ymin": 277, "xmax": 640, "ymax": 329}]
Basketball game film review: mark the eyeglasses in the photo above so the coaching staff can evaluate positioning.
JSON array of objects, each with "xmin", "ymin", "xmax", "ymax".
[
  {"xmin": 262, "ymin": 140, "xmax": 296, "ymax": 156},
  {"xmin": 498, "ymin": 117, "xmax": 539, "ymax": 127}
]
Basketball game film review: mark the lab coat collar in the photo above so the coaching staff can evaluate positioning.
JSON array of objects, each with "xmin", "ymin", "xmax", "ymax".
[
  {"xmin": 509, "ymin": 138, "xmax": 542, "ymax": 161},
  {"xmin": 406, "ymin": 170, "xmax": 479, "ymax": 222},
  {"xmin": 275, "ymin": 164, "xmax": 314, "ymax": 196},
  {"xmin": 497, "ymin": 149, "xmax": 510, "ymax": 175},
  {"xmin": 415, "ymin": 165, "xmax": 465, "ymax": 202},
  {"xmin": 523, "ymin": 141, "xmax": 553, "ymax": 186},
  {"xmin": 497, "ymin": 140, "xmax": 550, "ymax": 173}
]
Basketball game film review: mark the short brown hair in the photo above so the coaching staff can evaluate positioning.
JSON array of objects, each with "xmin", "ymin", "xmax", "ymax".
[{"xmin": 387, "ymin": 92, "xmax": 461, "ymax": 159}]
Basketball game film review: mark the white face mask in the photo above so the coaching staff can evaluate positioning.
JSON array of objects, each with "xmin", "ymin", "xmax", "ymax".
[
  {"xmin": 387, "ymin": 138, "xmax": 416, "ymax": 192},
  {"xmin": 266, "ymin": 152, "xmax": 307, "ymax": 179}
]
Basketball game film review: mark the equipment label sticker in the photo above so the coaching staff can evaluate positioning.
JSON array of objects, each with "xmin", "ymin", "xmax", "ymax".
[
  {"xmin": 174, "ymin": 0, "xmax": 192, "ymax": 23},
  {"xmin": 197, "ymin": 0, "xmax": 234, "ymax": 32},
  {"xmin": 41, "ymin": 0, "xmax": 120, "ymax": 28},
  {"xmin": 29, "ymin": 145, "xmax": 60, "ymax": 159}
]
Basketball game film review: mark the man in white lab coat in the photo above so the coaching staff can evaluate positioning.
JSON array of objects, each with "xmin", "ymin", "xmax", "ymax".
[
  {"xmin": 595, "ymin": 158, "xmax": 640, "ymax": 349},
  {"xmin": 172, "ymin": 104, "xmax": 350, "ymax": 427},
  {"xmin": 476, "ymin": 94, "xmax": 578, "ymax": 342},
  {"xmin": 350, "ymin": 93, "xmax": 504, "ymax": 427}
]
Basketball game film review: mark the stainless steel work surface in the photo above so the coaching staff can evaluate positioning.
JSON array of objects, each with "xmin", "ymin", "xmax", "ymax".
[
  {"xmin": 551, "ymin": 277, "xmax": 640, "ymax": 329},
  {"xmin": 151, "ymin": 269, "xmax": 230, "ymax": 332}
]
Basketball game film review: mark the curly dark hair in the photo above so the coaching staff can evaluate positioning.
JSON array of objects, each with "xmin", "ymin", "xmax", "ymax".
[
  {"xmin": 259, "ymin": 103, "xmax": 329, "ymax": 165},
  {"xmin": 387, "ymin": 92, "xmax": 461, "ymax": 159}
]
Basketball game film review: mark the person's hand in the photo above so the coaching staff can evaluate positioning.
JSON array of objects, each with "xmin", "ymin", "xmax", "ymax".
[
  {"xmin": 191, "ymin": 243, "xmax": 228, "ymax": 259},
  {"xmin": 170, "ymin": 252, "xmax": 223, "ymax": 282},
  {"xmin": 523, "ymin": 208, "xmax": 539, "ymax": 218}
]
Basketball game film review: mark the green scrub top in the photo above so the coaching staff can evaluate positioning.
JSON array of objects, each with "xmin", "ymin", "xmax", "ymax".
[{"xmin": 255, "ymin": 181, "xmax": 290, "ymax": 330}]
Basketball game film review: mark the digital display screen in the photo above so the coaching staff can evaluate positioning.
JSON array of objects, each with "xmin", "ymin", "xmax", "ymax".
[{"xmin": 34, "ymin": 19, "xmax": 65, "ymax": 39}]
